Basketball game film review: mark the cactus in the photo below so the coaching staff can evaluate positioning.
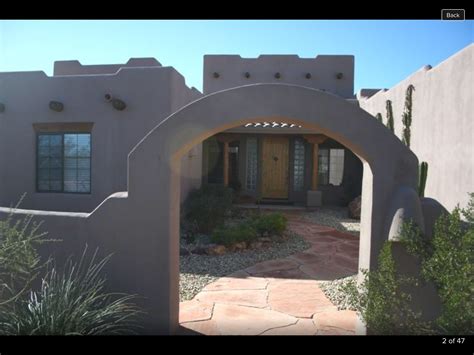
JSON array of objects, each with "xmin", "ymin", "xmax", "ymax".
[
  {"xmin": 402, "ymin": 85, "xmax": 415, "ymax": 147},
  {"xmin": 375, "ymin": 112, "xmax": 383, "ymax": 122},
  {"xmin": 386, "ymin": 100, "xmax": 394, "ymax": 132},
  {"xmin": 418, "ymin": 161, "xmax": 428, "ymax": 197}
]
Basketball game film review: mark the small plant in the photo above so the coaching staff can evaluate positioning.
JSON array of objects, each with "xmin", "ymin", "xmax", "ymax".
[
  {"xmin": 386, "ymin": 100, "xmax": 394, "ymax": 133},
  {"xmin": 402, "ymin": 85, "xmax": 415, "ymax": 147},
  {"xmin": 375, "ymin": 112, "xmax": 383, "ymax": 122},
  {"xmin": 420, "ymin": 207, "xmax": 473, "ymax": 334},
  {"xmin": 183, "ymin": 184, "xmax": 234, "ymax": 233},
  {"xmin": 211, "ymin": 224, "xmax": 258, "ymax": 247},
  {"xmin": 0, "ymin": 247, "xmax": 142, "ymax": 335},
  {"xmin": 351, "ymin": 241, "xmax": 426, "ymax": 335},
  {"xmin": 251, "ymin": 213, "xmax": 288, "ymax": 238},
  {"xmin": 346, "ymin": 193, "xmax": 474, "ymax": 335},
  {"xmin": 418, "ymin": 161, "xmax": 428, "ymax": 197},
  {"xmin": 0, "ymin": 198, "xmax": 50, "ymax": 306}
]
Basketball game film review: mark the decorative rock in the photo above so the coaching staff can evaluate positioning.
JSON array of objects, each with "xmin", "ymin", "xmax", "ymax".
[
  {"xmin": 249, "ymin": 241, "xmax": 263, "ymax": 249},
  {"xmin": 190, "ymin": 246, "xmax": 208, "ymax": 255},
  {"xmin": 180, "ymin": 247, "xmax": 191, "ymax": 256},
  {"xmin": 206, "ymin": 244, "xmax": 227, "ymax": 255},
  {"xmin": 348, "ymin": 195, "xmax": 361, "ymax": 219},
  {"xmin": 233, "ymin": 242, "xmax": 247, "ymax": 250}
]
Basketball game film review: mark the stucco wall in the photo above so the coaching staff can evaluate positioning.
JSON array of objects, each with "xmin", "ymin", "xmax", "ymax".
[
  {"xmin": 358, "ymin": 44, "xmax": 473, "ymax": 211},
  {"xmin": 0, "ymin": 64, "xmax": 202, "ymax": 212},
  {"xmin": 203, "ymin": 55, "xmax": 354, "ymax": 98},
  {"xmin": 53, "ymin": 58, "xmax": 162, "ymax": 76}
]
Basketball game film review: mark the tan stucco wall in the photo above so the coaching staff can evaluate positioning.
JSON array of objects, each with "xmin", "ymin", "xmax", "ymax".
[
  {"xmin": 53, "ymin": 58, "xmax": 162, "ymax": 75},
  {"xmin": 203, "ymin": 55, "xmax": 354, "ymax": 98},
  {"xmin": 0, "ymin": 64, "xmax": 203, "ymax": 211},
  {"xmin": 358, "ymin": 44, "xmax": 474, "ymax": 211}
]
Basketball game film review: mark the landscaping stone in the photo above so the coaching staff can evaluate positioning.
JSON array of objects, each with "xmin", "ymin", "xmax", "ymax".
[
  {"xmin": 209, "ymin": 303, "xmax": 298, "ymax": 335},
  {"xmin": 313, "ymin": 310, "xmax": 357, "ymax": 335},
  {"xmin": 179, "ymin": 300, "xmax": 214, "ymax": 323},
  {"xmin": 206, "ymin": 244, "xmax": 227, "ymax": 255},
  {"xmin": 196, "ymin": 289, "xmax": 268, "ymax": 308},
  {"xmin": 245, "ymin": 259, "xmax": 300, "ymax": 275},
  {"xmin": 348, "ymin": 195, "xmax": 362, "ymax": 219}
]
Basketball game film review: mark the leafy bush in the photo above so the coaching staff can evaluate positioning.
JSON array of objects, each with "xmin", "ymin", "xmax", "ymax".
[
  {"xmin": 347, "ymin": 193, "xmax": 474, "ymax": 335},
  {"xmin": 420, "ymin": 208, "xmax": 473, "ymax": 334},
  {"xmin": 183, "ymin": 184, "xmax": 234, "ymax": 234},
  {"xmin": 251, "ymin": 213, "xmax": 287, "ymax": 237},
  {"xmin": 211, "ymin": 224, "xmax": 258, "ymax": 247},
  {"xmin": 0, "ymin": 247, "xmax": 142, "ymax": 335},
  {"xmin": 0, "ymin": 205, "xmax": 48, "ymax": 306},
  {"xmin": 352, "ymin": 242, "xmax": 427, "ymax": 335}
]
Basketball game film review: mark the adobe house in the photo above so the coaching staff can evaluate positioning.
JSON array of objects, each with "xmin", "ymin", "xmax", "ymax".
[
  {"xmin": 0, "ymin": 55, "xmax": 363, "ymax": 212},
  {"xmin": 0, "ymin": 45, "xmax": 471, "ymax": 334}
]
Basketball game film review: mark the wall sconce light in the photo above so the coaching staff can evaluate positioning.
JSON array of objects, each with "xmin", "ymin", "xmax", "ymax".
[
  {"xmin": 275, "ymin": 72, "xmax": 281, "ymax": 79},
  {"xmin": 305, "ymin": 73, "xmax": 312, "ymax": 79},
  {"xmin": 104, "ymin": 93, "xmax": 113, "ymax": 102},
  {"xmin": 244, "ymin": 72, "xmax": 250, "ymax": 78},
  {"xmin": 336, "ymin": 72, "xmax": 343, "ymax": 80},
  {"xmin": 213, "ymin": 72, "xmax": 220, "ymax": 78},
  {"xmin": 49, "ymin": 101, "xmax": 64, "ymax": 112},
  {"xmin": 0, "ymin": 103, "xmax": 5, "ymax": 113}
]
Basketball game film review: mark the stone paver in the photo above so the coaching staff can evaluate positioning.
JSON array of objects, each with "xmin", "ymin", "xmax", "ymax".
[
  {"xmin": 313, "ymin": 310, "xmax": 357, "ymax": 335},
  {"xmin": 196, "ymin": 289, "xmax": 268, "ymax": 308},
  {"xmin": 179, "ymin": 213, "xmax": 360, "ymax": 335},
  {"xmin": 179, "ymin": 300, "xmax": 214, "ymax": 323}
]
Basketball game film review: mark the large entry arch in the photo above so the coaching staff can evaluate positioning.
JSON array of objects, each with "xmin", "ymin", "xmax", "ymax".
[{"xmin": 110, "ymin": 83, "xmax": 419, "ymax": 334}]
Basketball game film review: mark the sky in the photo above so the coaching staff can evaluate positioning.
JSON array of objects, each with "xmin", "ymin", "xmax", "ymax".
[{"xmin": 0, "ymin": 20, "xmax": 472, "ymax": 93}]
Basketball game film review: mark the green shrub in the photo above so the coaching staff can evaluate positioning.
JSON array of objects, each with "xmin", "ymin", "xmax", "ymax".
[
  {"xmin": 347, "ymin": 193, "xmax": 474, "ymax": 335},
  {"xmin": 351, "ymin": 242, "xmax": 426, "ymax": 335},
  {"xmin": 251, "ymin": 213, "xmax": 287, "ymax": 237},
  {"xmin": 211, "ymin": 223, "xmax": 258, "ymax": 247},
  {"xmin": 0, "ymin": 205, "xmax": 49, "ymax": 306},
  {"xmin": 0, "ymin": 247, "xmax": 142, "ymax": 335},
  {"xmin": 183, "ymin": 184, "xmax": 234, "ymax": 233},
  {"xmin": 421, "ymin": 208, "xmax": 473, "ymax": 334}
]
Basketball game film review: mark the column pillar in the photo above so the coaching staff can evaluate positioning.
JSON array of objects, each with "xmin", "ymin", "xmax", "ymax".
[
  {"xmin": 223, "ymin": 141, "xmax": 229, "ymax": 186},
  {"xmin": 216, "ymin": 134, "xmax": 239, "ymax": 187},
  {"xmin": 303, "ymin": 135, "xmax": 327, "ymax": 207}
]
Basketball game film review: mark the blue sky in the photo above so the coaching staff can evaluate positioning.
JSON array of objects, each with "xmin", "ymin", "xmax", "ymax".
[{"xmin": 0, "ymin": 20, "xmax": 472, "ymax": 93}]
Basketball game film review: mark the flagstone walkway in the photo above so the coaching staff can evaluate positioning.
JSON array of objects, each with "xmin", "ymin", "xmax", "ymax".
[{"xmin": 179, "ymin": 213, "xmax": 360, "ymax": 335}]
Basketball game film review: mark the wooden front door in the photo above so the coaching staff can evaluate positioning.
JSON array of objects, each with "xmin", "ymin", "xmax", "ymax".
[{"xmin": 262, "ymin": 136, "xmax": 289, "ymax": 199}]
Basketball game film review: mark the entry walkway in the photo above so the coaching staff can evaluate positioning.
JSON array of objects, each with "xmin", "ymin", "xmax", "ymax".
[{"xmin": 179, "ymin": 213, "xmax": 360, "ymax": 335}]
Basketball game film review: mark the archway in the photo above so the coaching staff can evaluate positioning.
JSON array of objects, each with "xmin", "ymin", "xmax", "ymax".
[{"xmin": 111, "ymin": 83, "xmax": 418, "ymax": 334}]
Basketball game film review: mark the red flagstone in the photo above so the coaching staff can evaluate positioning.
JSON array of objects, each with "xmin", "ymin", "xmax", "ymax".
[{"xmin": 179, "ymin": 215, "xmax": 360, "ymax": 335}]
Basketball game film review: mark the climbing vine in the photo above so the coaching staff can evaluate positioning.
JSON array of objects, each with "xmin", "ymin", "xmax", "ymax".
[
  {"xmin": 386, "ymin": 100, "xmax": 394, "ymax": 133},
  {"xmin": 402, "ymin": 85, "xmax": 415, "ymax": 147}
]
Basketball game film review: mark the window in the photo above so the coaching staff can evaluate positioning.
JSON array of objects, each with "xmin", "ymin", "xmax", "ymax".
[
  {"xmin": 318, "ymin": 148, "xmax": 344, "ymax": 186},
  {"xmin": 37, "ymin": 133, "xmax": 91, "ymax": 193},
  {"xmin": 293, "ymin": 138, "xmax": 305, "ymax": 191},
  {"xmin": 246, "ymin": 137, "xmax": 258, "ymax": 190}
]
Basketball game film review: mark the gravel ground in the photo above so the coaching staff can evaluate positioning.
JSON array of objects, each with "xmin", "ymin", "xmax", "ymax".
[
  {"xmin": 179, "ymin": 231, "xmax": 310, "ymax": 301},
  {"xmin": 319, "ymin": 275, "xmax": 359, "ymax": 311},
  {"xmin": 303, "ymin": 207, "xmax": 360, "ymax": 236}
]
